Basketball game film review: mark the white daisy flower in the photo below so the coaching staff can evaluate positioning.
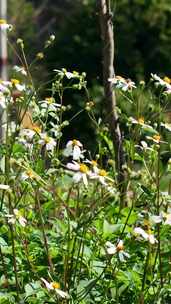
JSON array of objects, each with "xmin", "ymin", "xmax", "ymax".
[
  {"xmin": 6, "ymin": 209, "xmax": 27, "ymax": 227},
  {"xmin": 134, "ymin": 227, "xmax": 157, "ymax": 244},
  {"xmin": 106, "ymin": 240, "xmax": 130, "ymax": 261},
  {"xmin": 19, "ymin": 128, "xmax": 36, "ymax": 140},
  {"xmin": 13, "ymin": 65, "xmax": 27, "ymax": 76},
  {"xmin": 90, "ymin": 168, "xmax": 113, "ymax": 185},
  {"xmin": 63, "ymin": 139, "xmax": 84, "ymax": 160},
  {"xmin": 0, "ymin": 19, "xmax": 13, "ymax": 31},
  {"xmin": 66, "ymin": 161, "xmax": 91, "ymax": 187},
  {"xmin": 41, "ymin": 278, "xmax": 69, "ymax": 299},
  {"xmin": 39, "ymin": 97, "xmax": 61, "ymax": 112},
  {"xmin": 11, "ymin": 79, "xmax": 26, "ymax": 92},
  {"xmin": 151, "ymin": 73, "xmax": 171, "ymax": 93},
  {"xmin": 108, "ymin": 76, "xmax": 136, "ymax": 91},
  {"xmin": 39, "ymin": 133, "xmax": 56, "ymax": 151}
]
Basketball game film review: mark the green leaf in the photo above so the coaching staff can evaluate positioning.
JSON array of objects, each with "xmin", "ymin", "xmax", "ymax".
[{"xmin": 103, "ymin": 220, "xmax": 123, "ymax": 237}]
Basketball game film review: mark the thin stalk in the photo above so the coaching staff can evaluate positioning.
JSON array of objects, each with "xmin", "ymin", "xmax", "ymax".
[
  {"xmin": 35, "ymin": 188, "xmax": 54, "ymax": 273},
  {"xmin": 10, "ymin": 224, "xmax": 19, "ymax": 299},
  {"xmin": 141, "ymin": 250, "xmax": 150, "ymax": 298},
  {"xmin": 64, "ymin": 187, "xmax": 73, "ymax": 289},
  {"xmin": 156, "ymin": 144, "xmax": 163, "ymax": 289}
]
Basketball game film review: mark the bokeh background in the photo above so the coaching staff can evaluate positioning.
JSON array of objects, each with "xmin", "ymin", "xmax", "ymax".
[{"xmin": 7, "ymin": 0, "xmax": 171, "ymax": 150}]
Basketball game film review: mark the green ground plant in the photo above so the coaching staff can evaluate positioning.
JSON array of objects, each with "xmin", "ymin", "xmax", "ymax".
[{"xmin": 0, "ymin": 22, "xmax": 171, "ymax": 304}]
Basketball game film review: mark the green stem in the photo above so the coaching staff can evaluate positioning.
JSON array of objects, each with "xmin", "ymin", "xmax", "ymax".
[
  {"xmin": 10, "ymin": 224, "xmax": 20, "ymax": 299},
  {"xmin": 35, "ymin": 188, "xmax": 54, "ymax": 273}
]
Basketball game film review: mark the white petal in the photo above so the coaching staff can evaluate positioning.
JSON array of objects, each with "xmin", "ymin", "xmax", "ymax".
[
  {"xmin": 82, "ymin": 173, "xmax": 88, "ymax": 187},
  {"xmin": 134, "ymin": 227, "xmax": 148, "ymax": 240},
  {"xmin": 56, "ymin": 289, "xmax": 69, "ymax": 299},
  {"xmin": 73, "ymin": 172, "xmax": 82, "ymax": 183},
  {"xmin": 63, "ymin": 145, "xmax": 73, "ymax": 157},
  {"xmin": 41, "ymin": 278, "xmax": 53, "ymax": 290},
  {"xmin": 106, "ymin": 241, "xmax": 116, "ymax": 255},
  {"xmin": 73, "ymin": 146, "xmax": 81, "ymax": 160},
  {"xmin": 150, "ymin": 215, "xmax": 163, "ymax": 224},
  {"xmin": 0, "ymin": 184, "xmax": 10, "ymax": 190},
  {"xmin": 164, "ymin": 214, "xmax": 171, "ymax": 225},
  {"xmin": 19, "ymin": 216, "xmax": 27, "ymax": 227},
  {"xmin": 148, "ymin": 234, "xmax": 157, "ymax": 244},
  {"xmin": 66, "ymin": 162, "xmax": 80, "ymax": 171}
]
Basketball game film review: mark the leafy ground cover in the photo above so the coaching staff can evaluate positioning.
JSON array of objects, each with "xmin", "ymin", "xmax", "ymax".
[{"xmin": 0, "ymin": 22, "xmax": 171, "ymax": 304}]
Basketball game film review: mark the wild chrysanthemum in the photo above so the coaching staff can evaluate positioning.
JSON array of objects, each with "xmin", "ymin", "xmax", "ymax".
[
  {"xmin": 134, "ymin": 227, "xmax": 157, "ymax": 244},
  {"xmin": 6, "ymin": 209, "xmax": 27, "ymax": 227},
  {"xmin": 64, "ymin": 139, "xmax": 84, "ymax": 160},
  {"xmin": 106, "ymin": 240, "xmax": 130, "ymax": 261},
  {"xmin": 39, "ymin": 133, "xmax": 56, "ymax": 151},
  {"xmin": 108, "ymin": 76, "xmax": 136, "ymax": 91},
  {"xmin": 41, "ymin": 278, "xmax": 69, "ymax": 299},
  {"xmin": 66, "ymin": 161, "xmax": 91, "ymax": 187}
]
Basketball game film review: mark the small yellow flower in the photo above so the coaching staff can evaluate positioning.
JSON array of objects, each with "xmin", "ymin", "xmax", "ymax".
[
  {"xmin": 11, "ymin": 78, "xmax": 20, "ymax": 85},
  {"xmin": 26, "ymin": 169, "xmax": 36, "ymax": 179},
  {"xmin": 152, "ymin": 134, "xmax": 161, "ymax": 143},
  {"xmin": 45, "ymin": 97, "xmax": 54, "ymax": 104},
  {"xmin": 36, "ymin": 52, "xmax": 44, "ymax": 59},
  {"xmin": 0, "ymin": 19, "xmax": 6, "ymax": 24},
  {"xmin": 99, "ymin": 169, "xmax": 107, "ymax": 177},
  {"xmin": 51, "ymin": 282, "xmax": 60, "ymax": 289},
  {"xmin": 44, "ymin": 136, "xmax": 51, "ymax": 144},
  {"xmin": 163, "ymin": 76, "xmax": 171, "ymax": 84},
  {"xmin": 79, "ymin": 164, "xmax": 89, "ymax": 174},
  {"xmin": 138, "ymin": 117, "xmax": 144, "ymax": 124},
  {"xmin": 72, "ymin": 139, "xmax": 79, "ymax": 146}
]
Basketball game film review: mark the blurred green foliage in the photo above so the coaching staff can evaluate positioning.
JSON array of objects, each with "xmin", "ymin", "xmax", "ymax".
[{"xmin": 8, "ymin": 0, "xmax": 171, "ymax": 81}]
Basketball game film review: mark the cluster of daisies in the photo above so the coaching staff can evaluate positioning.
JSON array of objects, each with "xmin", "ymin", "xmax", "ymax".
[
  {"xmin": 108, "ymin": 73, "xmax": 171, "ymax": 94},
  {"xmin": 64, "ymin": 139, "xmax": 114, "ymax": 188},
  {"xmin": 0, "ymin": 77, "xmax": 27, "ymax": 110}
]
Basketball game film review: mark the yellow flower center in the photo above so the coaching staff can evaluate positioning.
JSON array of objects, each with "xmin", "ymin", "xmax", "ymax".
[
  {"xmin": 11, "ymin": 78, "xmax": 20, "ymax": 85},
  {"xmin": 26, "ymin": 169, "xmax": 35, "ymax": 179},
  {"xmin": 0, "ymin": 19, "xmax": 6, "ymax": 25},
  {"xmin": 99, "ymin": 169, "xmax": 107, "ymax": 177},
  {"xmin": 116, "ymin": 243, "xmax": 124, "ymax": 252},
  {"xmin": 51, "ymin": 282, "xmax": 60, "ymax": 289},
  {"xmin": 153, "ymin": 134, "xmax": 161, "ymax": 143},
  {"xmin": 72, "ymin": 139, "xmax": 79, "ymax": 146},
  {"xmin": 44, "ymin": 136, "xmax": 51, "ymax": 144},
  {"xmin": 163, "ymin": 76, "xmax": 171, "ymax": 84},
  {"xmin": 79, "ymin": 164, "xmax": 89, "ymax": 173},
  {"xmin": 138, "ymin": 117, "xmax": 144, "ymax": 124},
  {"xmin": 45, "ymin": 97, "xmax": 53, "ymax": 104}
]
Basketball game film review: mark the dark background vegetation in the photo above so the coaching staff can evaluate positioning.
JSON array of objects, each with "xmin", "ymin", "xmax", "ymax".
[{"xmin": 8, "ymin": 0, "xmax": 171, "ymax": 149}]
